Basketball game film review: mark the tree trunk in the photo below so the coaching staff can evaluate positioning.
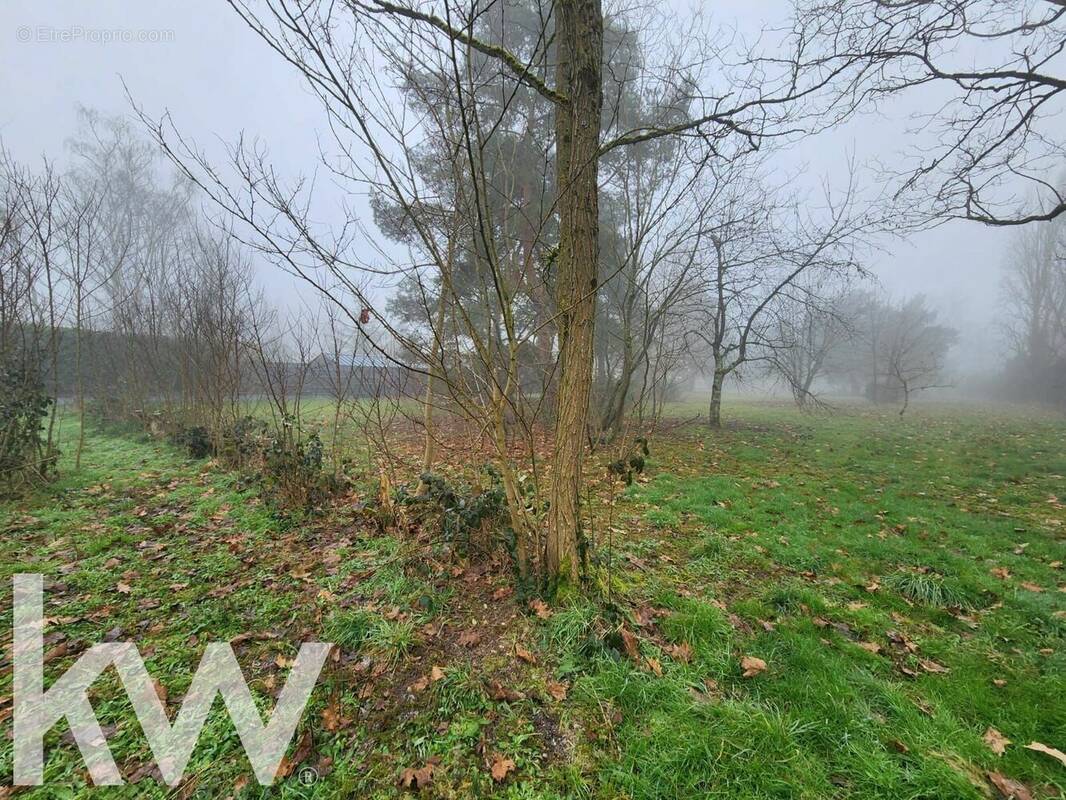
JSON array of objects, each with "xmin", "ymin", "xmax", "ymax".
[
  {"xmin": 546, "ymin": 0, "xmax": 603, "ymax": 586},
  {"xmin": 419, "ymin": 288, "xmax": 449, "ymax": 493},
  {"xmin": 708, "ymin": 371, "xmax": 725, "ymax": 428}
]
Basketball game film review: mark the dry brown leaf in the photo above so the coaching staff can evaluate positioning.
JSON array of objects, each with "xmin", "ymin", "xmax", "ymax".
[
  {"xmin": 990, "ymin": 567, "xmax": 1011, "ymax": 580},
  {"xmin": 665, "ymin": 642, "xmax": 693, "ymax": 663},
  {"xmin": 515, "ymin": 644, "xmax": 537, "ymax": 665},
  {"xmin": 919, "ymin": 658, "xmax": 950, "ymax": 674},
  {"xmin": 546, "ymin": 680, "xmax": 568, "ymax": 702},
  {"xmin": 633, "ymin": 606, "xmax": 655, "ymax": 628},
  {"xmin": 321, "ymin": 699, "xmax": 349, "ymax": 732},
  {"xmin": 983, "ymin": 727, "xmax": 1010, "ymax": 756},
  {"xmin": 430, "ymin": 665, "xmax": 446, "ymax": 682},
  {"xmin": 274, "ymin": 729, "xmax": 312, "ymax": 779},
  {"xmin": 619, "ymin": 627, "xmax": 640, "ymax": 660},
  {"xmin": 409, "ymin": 676, "xmax": 429, "ymax": 693},
  {"xmin": 492, "ymin": 586, "xmax": 514, "ymax": 601},
  {"xmin": 489, "ymin": 754, "xmax": 516, "ymax": 783},
  {"xmin": 987, "ymin": 771, "xmax": 1033, "ymax": 800},
  {"xmin": 857, "ymin": 642, "xmax": 882, "ymax": 654},
  {"xmin": 116, "ymin": 581, "xmax": 132, "ymax": 595},
  {"xmin": 43, "ymin": 642, "xmax": 69, "ymax": 664},
  {"xmin": 740, "ymin": 655, "xmax": 767, "ymax": 678},
  {"xmin": 457, "ymin": 630, "xmax": 481, "ymax": 647},
  {"xmin": 399, "ymin": 759, "xmax": 439, "ymax": 790},
  {"xmin": 645, "ymin": 657, "xmax": 663, "ymax": 676},
  {"xmin": 1018, "ymin": 582, "xmax": 1043, "ymax": 593},
  {"xmin": 1024, "ymin": 741, "xmax": 1066, "ymax": 768},
  {"xmin": 529, "ymin": 598, "xmax": 552, "ymax": 619},
  {"xmin": 487, "ymin": 680, "xmax": 523, "ymax": 702}
]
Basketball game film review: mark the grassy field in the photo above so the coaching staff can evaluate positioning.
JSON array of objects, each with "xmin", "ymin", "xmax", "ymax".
[{"xmin": 1, "ymin": 402, "xmax": 1064, "ymax": 798}]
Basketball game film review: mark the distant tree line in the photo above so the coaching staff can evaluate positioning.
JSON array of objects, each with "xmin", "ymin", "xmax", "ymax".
[
  {"xmin": 0, "ymin": 110, "xmax": 411, "ymax": 497},
  {"xmin": 999, "ymin": 210, "xmax": 1066, "ymax": 405}
]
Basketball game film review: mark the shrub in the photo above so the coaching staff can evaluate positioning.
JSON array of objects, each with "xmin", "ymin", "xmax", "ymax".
[
  {"xmin": 260, "ymin": 427, "xmax": 340, "ymax": 509},
  {"xmin": 171, "ymin": 425, "xmax": 212, "ymax": 459},
  {"xmin": 217, "ymin": 415, "xmax": 269, "ymax": 468},
  {"xmin": 0, "ymin": 362, "xmax": 57, "ymax": 496},
  {"xmin": 396, "ymin": 466, "xmax": 508, "ymax": 555}
]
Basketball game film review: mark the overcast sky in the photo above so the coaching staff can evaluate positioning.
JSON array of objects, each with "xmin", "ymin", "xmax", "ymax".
[{"xmin": 1, "ymin": 0, "xmax": 1013, "ymax": 372}]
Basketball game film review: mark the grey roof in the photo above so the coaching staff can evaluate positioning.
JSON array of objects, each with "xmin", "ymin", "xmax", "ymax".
[{"xmin": 314, "ymin": 352, "xmax": 393, "ymax": 369}]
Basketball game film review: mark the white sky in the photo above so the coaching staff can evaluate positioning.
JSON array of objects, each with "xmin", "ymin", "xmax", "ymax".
[{"xmin": 0, "ymin": 0, "xmax": 1013, "ymax": 372}]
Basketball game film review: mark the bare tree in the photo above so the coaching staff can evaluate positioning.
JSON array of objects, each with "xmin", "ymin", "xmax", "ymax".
[
  {"xmin": 794, "ymin": 0, "xmax": 1066, "ymax": 225},
  {"xmin": 883, "ymin": 296, "xmax": 958, "ymax": 415},
  {"xmin": 1001, "ymin": 210, "xmax": 1066, "ymax": 402},
  {"xmin": 689, "ymin": 156, "xmax": 869, "ymax": 427},
  {"xmin": 767, "ymin": 278, "xmax": 857, "ymax": 409}
]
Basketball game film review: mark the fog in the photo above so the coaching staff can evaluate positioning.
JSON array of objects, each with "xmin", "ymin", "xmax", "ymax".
[{"xmin": 0, "ymin": 0, "xmax": 1054, "ymax": 403}]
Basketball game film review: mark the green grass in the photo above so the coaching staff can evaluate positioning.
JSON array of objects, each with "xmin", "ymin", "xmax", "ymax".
[
  {"xmin": 581, "ymin": 401, "xmax": 1066, "ymax": 799},
  {"xmin": 1, "ymin": 402, "xmax": 1063, "ymax": 798}
]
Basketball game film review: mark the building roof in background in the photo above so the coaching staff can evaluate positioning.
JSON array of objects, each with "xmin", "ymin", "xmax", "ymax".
[{"xmin": 313, "ymin": 352, "xmax": 393, "ymax": 369}]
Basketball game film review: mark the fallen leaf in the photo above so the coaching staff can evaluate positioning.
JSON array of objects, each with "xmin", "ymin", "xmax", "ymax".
[
  {"xmin": 529, "ymin": 598, "xmax": 552, "ymax": 619},
  {"xmin": 1018, "ymin": 582, "xmax": 1043, "ymax": 593},
  {"xmin": 983, "ymin": 727, "xmax": 1010, "ymax": 756},
  {"xmin": 619, "ymin": 627, "xmax": 640, "ymax": 660},
  {"xmin": 990, "ymin": 567, "xmax": 1011, "ymax": 580},
  {"xmin": 487, "ymin": 680, "xmax": 523, "ymax": 702},
  {"xmin": 1024, "ymin": 741, "xmax": 1066, "ymax": 768},
  {"xmin": 740, "ymin": 655, "xmax": 767, "ymax": 678},
  {"xmin": 43, "ymin": 642, "xmax": 70, "ymax": 663},
  {"xmin": 857, "ymin": 641, "xmax": 882, "ymax": 654},
  {"xmin": 116, "ymin": 582, "xmax": 132, "ymax": 595},
  {"xmin": 919, "ymin": 658, "xmax": 950, "ymax": 674},
  {"xmin": 492, "ymin": 586, "xmax": 514, "ymax": 601},
  {"xmin": 633, "ymin": 606, "xmax": 655, "ymax": 628},
  {"xmin": 987, "ymin": 771, "xmax": 1033, "ymax": 800},
  {"xmin": 645, "ymin": 657, "xmax": 663, "ymax": 676},
  {"xmin": 515, "ymin": 644, "xmax": 537, "ymax": 665},
  {"xmin": 321, "ymin": 699, "xmax": 349, "ymax": 732},
  {"xmin": 430, "ymin": 665, "xmax": 446, "ymax": 682},
  {"xmin": 546, "ymin": 680, "xmax": 568, "ymax": 701},
  {"xmin": 457, "ymin": 630, "xmax": 481, "ymax": 647},
  {"xmin": 399, "ymin": 759, "xmax": 438, "ymax": 790},
  {"xmin": 665, "ymin": 642, "xmax": 693, "ymax": 663},
  {"xmin": 489, "ymin": 754, "xmax": 516, "ymax": 782},
  {"xmin": 275, "ymin": 729, "xmax": 312, "ymax": 779}
]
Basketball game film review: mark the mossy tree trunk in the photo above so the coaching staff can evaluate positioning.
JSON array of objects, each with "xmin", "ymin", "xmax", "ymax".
[{"xmin": 546, "ymin": 0, "xmax": 603, "ymax": 584}]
